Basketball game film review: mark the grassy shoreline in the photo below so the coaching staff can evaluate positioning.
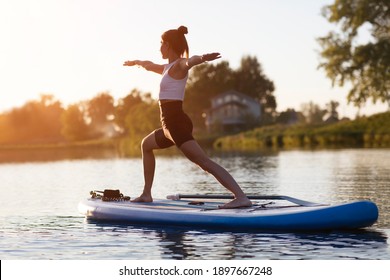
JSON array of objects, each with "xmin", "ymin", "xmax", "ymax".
[
  {"xmin": 214, "ymin": 111, "xmax": 390, "ymax": 150},
  {"xmin": 2, "ymin": 112, "xmax": 389, "ymax": 154}
]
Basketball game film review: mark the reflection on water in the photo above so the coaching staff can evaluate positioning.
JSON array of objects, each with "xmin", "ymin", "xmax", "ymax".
[
  {"xmin": 1, "ymin": 215, "xmax": 388, "ymax": 260},
  {"xmin": 83, "ymin": 221, "xmax": 389, "ymax": 260},
  {"xmin": 0, "ymin": 148, "xmax": 389, "ymax": 259}
]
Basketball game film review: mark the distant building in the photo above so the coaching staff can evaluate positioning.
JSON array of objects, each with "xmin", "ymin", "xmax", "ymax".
[{"xmin": 205, "ymin": 89, "xmax": 261, "ymax": 133}]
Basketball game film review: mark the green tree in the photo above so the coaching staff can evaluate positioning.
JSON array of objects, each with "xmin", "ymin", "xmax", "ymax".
[
  {"xmin": 86, "ymin": 92, "xmax": 115, "ymax": 138},
  {"xmin": 235, "ymin": 56, "xmax": 277, "ymax": 125},
  {"xmin": 234, "ymin": 56, "xmax": 276, "ymax": 104},
  {"xmin": 301, "ymin": 102, "xmax": 327, "ymax": 124},
  {"xmin": 121, "ymin": 98, "xmax": 160, "ymax": 154},
  {"xmin": 184, "ymin": 61, "xmax": 234, "ymax": 129},
  {"xmin": 61, "ymin": 103, "xmax": 90, "ymax": 141},
  {"xmin": 6, "ymin": 95, "xmax": 64, "ymax": 144},
  {"xmin": 125, "ymin": 101, "xmax": 160, "ymax": 137},
  {"xmin": 184, "ymin": 56, "xmax": 276, "ymax": 131},
  {"xmin": 115, "ymin": 89, "xmax": 144, "ymax": 132},
  {"xmin": 0, "ymin": 113, "xmax": 9, "ymax": 143},
  {"xmin": 324, "ymin": 100, "xmax": 340, "ymax": 123},
  {"xmin": 318, "ymin": 0, "xmax": 390, "ymax": 108}
]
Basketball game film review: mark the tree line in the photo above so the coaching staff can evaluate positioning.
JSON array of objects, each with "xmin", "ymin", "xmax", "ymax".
[
  {"xmin": 0, "ymin": 94, "xmax": 342, "ymax": 147},
  {"xmin": 0, "ymin": 90, "xmax": 159, "ymax": 145},
  {"xmin": 0, "ymin": 55, "xmax": 276, "ymax": 145},
  {"xmin": 0, "ymin": 55, "xmax": 344, "ymax": 146}
]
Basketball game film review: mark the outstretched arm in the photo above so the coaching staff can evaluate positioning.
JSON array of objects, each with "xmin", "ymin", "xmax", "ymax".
[
  {"xmin": 123, "ymin": 60, "xmax": 164, "ymax": 74},
  {"xmin": 184, "ymin": 53, "xmax": 221, "ymax": 69}
]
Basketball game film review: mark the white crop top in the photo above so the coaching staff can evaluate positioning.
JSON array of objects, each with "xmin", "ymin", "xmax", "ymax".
[{"xmin": 159, "ymin": 61, "xmax": 188, "ymax": 101}]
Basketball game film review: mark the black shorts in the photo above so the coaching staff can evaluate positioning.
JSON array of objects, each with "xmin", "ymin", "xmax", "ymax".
[{"xmin": 154, "ymin": 101, "xmax": 194, "ymax": 148}]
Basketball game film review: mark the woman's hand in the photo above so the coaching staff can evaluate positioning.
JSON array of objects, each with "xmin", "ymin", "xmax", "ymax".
[
  {"xmin": 123, "ymin": 60, "xmax": 137, "ymax": 66},
  {"xmin": 123, "ymin": 60, "xmax": 164, "ymax": 74},
  {"xmin": 202, "ymin": 53, "xmax": 221, "ymax": 62}
]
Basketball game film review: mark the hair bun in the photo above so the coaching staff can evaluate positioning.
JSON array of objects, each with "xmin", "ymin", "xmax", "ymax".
[{"xmin": 178, "ymin": 26, "xmax": 188, "ymax": 35}]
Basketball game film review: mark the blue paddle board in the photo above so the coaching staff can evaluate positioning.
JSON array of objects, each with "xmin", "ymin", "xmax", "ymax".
[{"xmin": 78, "ymin": 194, "xmax": 378, "ymax": 231}]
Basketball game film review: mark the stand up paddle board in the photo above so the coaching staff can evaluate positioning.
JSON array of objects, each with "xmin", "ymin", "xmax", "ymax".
[{"xmin": 78, "ymin": 191, "xmax": 379, "ymax": 231}]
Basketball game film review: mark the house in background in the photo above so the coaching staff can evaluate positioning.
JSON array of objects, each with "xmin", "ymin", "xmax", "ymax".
[{"xmin": 205, "ymin": 89, "xmax": 261, "ymax": 133}]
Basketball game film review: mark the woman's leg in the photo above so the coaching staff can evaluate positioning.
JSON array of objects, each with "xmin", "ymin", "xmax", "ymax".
[
  {"xmin": 179, "ymin": 140, "xmax": 252, "ymax": 208},
  {"xmin": 131, "ymin": 131, "xmax": 160, "ymax": 202}
]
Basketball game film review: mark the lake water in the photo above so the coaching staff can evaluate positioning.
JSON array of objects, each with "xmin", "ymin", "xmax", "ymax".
[{"xmin": 0, "ymin": 148, "xmax": 390, "ymax": 259}]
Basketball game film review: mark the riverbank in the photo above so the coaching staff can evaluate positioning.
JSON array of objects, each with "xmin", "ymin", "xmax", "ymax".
[
  {"xmin": 214, "ymin": 111, "xmax": 390, "ymax": 150},
  {"xmin": 0, "ymin": 139, "xmax": 121, "ymax": 163},
  {"xmin": 0, "ymin": 138, "xmax": 119, "ymax": 151},
  {"xmin": 2, "ymin": 112, "xmax": 389, "ymax": 159}
]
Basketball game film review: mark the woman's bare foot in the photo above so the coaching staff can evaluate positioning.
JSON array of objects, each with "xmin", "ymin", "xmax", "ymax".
[
  {"xmin": 131, "ymin": 193, "xmax": 153, "ymax": 203},
  {"xmin": 218, "ymin": 197, "xmax": 252, "ymax": 209}
]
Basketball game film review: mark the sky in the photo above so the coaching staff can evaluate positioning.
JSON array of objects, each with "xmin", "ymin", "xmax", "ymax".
[{"xmin": 1, "ymin": 0, "xmax": 388, "ymax": 118}]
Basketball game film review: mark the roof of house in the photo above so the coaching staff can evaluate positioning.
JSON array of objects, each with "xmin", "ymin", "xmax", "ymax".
[
  {"xmin": 211, "ymin": 89, "xmax": 258, "ymax": 104},
  {"xmin": 207, "ymin": 100, "xmax": 247, "ymax": 112}
]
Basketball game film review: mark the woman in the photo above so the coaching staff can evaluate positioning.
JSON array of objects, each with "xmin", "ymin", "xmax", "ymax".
[{"xmin": 123, "ymin": 26, "xmax": 251, "ymax": 209}]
